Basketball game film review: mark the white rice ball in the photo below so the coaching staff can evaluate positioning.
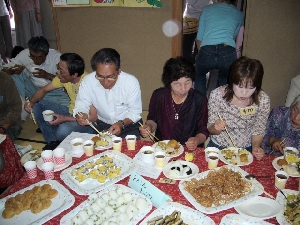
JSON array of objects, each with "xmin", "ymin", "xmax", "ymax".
[
  {"xmin": 85, "ymin": 207, "xmax": 94, "ymax": 216},
  {"xmin": 135, "ymin": 197, "xmax": 149, "ymax": 212},
  {"xmin": 108, "ymin": 216, "xmax": 118, "ymax": 222},
  {"xmin": 99, "ymin": 210, "xmax": 108, "ymax": 221},
  {"xmin": 96, "ymin": 197, "xmax": 107, "ymax": 209},
  {"xmin": 78, "ymin": 209, "xmax": 89, "ymax": 221},
  {"xmin": 101, "ymin": 193, "xmax": 111, "ymax": 202},
  {"xmin": 108, "ymin": 199, "xmax": 118, "ymax": 209},
  {"xmin": 85, "ymin": 218, "xmax": 94, "ymax": 225},
  {"xmin": 122, "ymin": 193, "xmax": 133, "ymax": 203},
  {"xmin": 90, "ymin": 214, "xmax": 100, "ymax": 222},
  {"xmin": 108, "ymin": 222, "xmax": 118, "ymax": 225},
  {"xmin": 104, "ymin": 205, "xmax": 114, "ymax": 216},
  {"xmin": 126, "ymin": 204, "xmax": 139, "ymax": 217},
  {"xmin": 108, "ymin": 190, "xmax": 119, "ymax": 200},
  {"xmin": 118, "ymin": 213, "xmax": 130, "ymax": 224},
  {"xmin": 169, "ymin": 169, "xmax": 181, "ymax": 178},
  {"xmin": 117, "ymin": 205, "xmax": 127, "ymax": 213},
  {"xmin": 183, "ymin": 165, "xmax": 192, "ymax": 175},
  {"xmin": 102, "ymin": 221, "xmax": 109, "ymax": 225},
  {"xmin": 88, "ymin": 193, "xmax": 98, "ymax": 204},
  {"xmin": 116, "ymin": 196, "xmax": 126, "ymax": 206},
  {"xmin": 116, "ymin": 187, "xmax": 124, "ymax": 196},
  {"xmin": 91, "ymin": 202, "xmax": 101, "ymax": 213},
  {"xmin": 71, "ymin": 215, "xmax": 83, "ymax": 225}
]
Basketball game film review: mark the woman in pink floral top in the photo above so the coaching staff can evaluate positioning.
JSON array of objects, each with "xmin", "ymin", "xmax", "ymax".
[{"xmin": 207, "ymin": 56, "xmax": 270, "ymax": 160}]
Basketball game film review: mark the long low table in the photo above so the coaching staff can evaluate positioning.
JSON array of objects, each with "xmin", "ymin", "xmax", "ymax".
[{"xmin": 1, "ymin": 140, "xmax": 299, "ymax": 224}]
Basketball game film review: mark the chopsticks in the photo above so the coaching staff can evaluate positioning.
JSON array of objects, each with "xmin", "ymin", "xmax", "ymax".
[
  {"xmin": 217, "ymin": 112, "xmax": 236, "ymax": 148},
  {"xmin": 25, "ymin": 97, "xmax": 36, "ymax": 124},
  {"xmin": 77, "ymin": 112, "xmax": 102, "ymax": 135},
  {"xmin": 269, "ymin": 137, "xmax": 286, "ymax": 155},
  {"xmin": 138, "ymin": 122, "xmax": 159, "ymax": 142},
  {"xmin": 249, "ymin": 180, "xmax": 275, "ymax": 199}
]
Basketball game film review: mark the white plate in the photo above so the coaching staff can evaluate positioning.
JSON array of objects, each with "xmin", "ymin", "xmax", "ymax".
[
  {"xmin": 234, "ymin": 196, "xmax": 281, "ymax": 220},
  {"xmin": 163, "ymin": 160, "xmax": 199, "ymax": 180},
  {"xmin": 36, "ymin": 153, "xmax": 72, "ymax": 172},
  {"xmin": 219, "ymin": 147, "xmax": 253, "ymax": 166},
  {"xmin": 0, "ymin": 180, "xmax": 75, "ymax": 225},
  {"xmin": 139, "ymin": 202, "xmax": 215, "ymax": 225},
  {"xmin": 276, "ymin": 189, "xmax": 297, "ymax": 225},
  {"xmin": 95, "ymin": 143, "xmax": 113, "ymax": 150},
  {"xmin": 220, "ymin": 214, "xmax": 273, "ymax": 225},
  {"xmin": 60, "ymin": 184, "xmax": 152, "ymax": 225},
  {"xmin": 152, "ymin": 140, "xmax": 184, "ymax": 158},
  {"xmin": 179, "ymin": 165, "xmax": 263, "ymax": 214},
  {"xmin": 272, "ymin": 156, "xmax": 300, "ymax": 177},
  {"xmin": 20, "ymin": 149, "xmax": 42, "ymax": 165},
  {"xmin": 60, "ymin": 150, "xmax": 138, "ymax": 195}
]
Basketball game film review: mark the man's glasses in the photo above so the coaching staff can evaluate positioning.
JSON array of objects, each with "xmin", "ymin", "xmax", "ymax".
[
  {"xmin": 95, "ymin": 74, "xmax": 117, "ymax": 81},
  {"xmin": 29, "ymin": 54, "xmax": 45, "ymax": 61},
  {"xmin": 56, "ymin": 64, "xmax": 69, "ymax": 75}
]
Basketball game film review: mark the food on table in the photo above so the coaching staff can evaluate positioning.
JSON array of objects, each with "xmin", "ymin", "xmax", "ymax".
[
  {"xmin": 285, "ymin": 154, "xmax": 300, "ymax": 164},
  {"xmin": 277, "ymin": 158, "xmax": 288, "ymax": 167},
  {"xmin": 155, "ymin": 140, "xmax": 181, "ymax": 157},
  {"xmin": 71, "ymin": 186, "xmax": 150, "ymax": 225},
  {"xmin": 2, "ymin": 184, "xmax": 58, "ymax": 219},
  {"xmin": 96, "ymin": 139, "xmax": 109, "ymax": 147},
  {"xmin": 146, "ymin": 210, "xmax": 188, "ymax": 225},
  {"xmin": 71, "ymin": 155, "xmax": 121, "ymax": 184},
  {"xmin": 221, "ymin": 148, "xmax": 249, "ymax": 165},
  {"xmin": 169, "ymin": 161, "xmax": 192, "ymax": 178},
  {"xmin": 72, "ymin": 142, "xmax": 83, "ymax": 146},
  {"xmin": 284, "ymin": 193, "xmax": 300, "ymax": 224},
  {"xmin": 92, "ymin": 132, "xmax": 113, "ymax": 148},
  {"xmin": 185, "ymin": 152, "xmax": 194, "ymax": 161},
  {"xmin": 182, "ymin": 166, "xmax": 252, "ymax": 207},
  {"xmin": 282, "ymin": 164, "xmax": 299, "ymax": 175},
  {"xmin": 91, "ymin": 136, "xmax": 101, "ymax": 143}
]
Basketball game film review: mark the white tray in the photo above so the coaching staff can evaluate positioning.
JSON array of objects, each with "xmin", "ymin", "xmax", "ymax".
[
  {"xmin": 179, "ymin": 165, "xmax": 263, "ymax": 214},
  {"xmin": 0, "ymin": 180, "xmax": 75, "ymax": 225},
  {"xmin": 139, "ymin": 202, "xmax": 215, "ymax": 225},
  {"xmin": 60, "ymin": 150, "xmax": 138, "ymax": 195},
  {"xmin": 60, "ymin": 184, "xmax": 152, "ymax": 225},
  {"xmin": 275, "ymin": 189, "xmax": 297, "ymax": 225}
]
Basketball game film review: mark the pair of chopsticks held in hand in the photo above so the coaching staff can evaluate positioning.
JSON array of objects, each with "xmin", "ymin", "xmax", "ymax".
[
  {"xmin": 269, "ymin": 138, "xmax": 286, "ymax": 155},
  {"xmin": 77, "ymin": 112, "xmax": 102, "ymax": 136},
  {"xmin": 138, "ymin": 122, "xmax": 159, "ymax": 142},
  {"xmin": 217, "ymin": 112, "xmax": 236, "ymax": 148},
  {"xmin": 25, "ymin": 97, "xmax": 36, "ymax": 124}
]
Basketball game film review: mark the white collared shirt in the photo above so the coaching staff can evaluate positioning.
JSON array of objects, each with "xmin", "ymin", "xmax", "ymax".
[{"xmin": 74, "ymin": 71, "xmax": 142, "ymax": 124}]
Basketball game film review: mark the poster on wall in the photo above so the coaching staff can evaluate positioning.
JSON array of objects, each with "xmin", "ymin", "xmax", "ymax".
[{"xmin": 52, "ymin": 0, "xmax": 162, "ymax": 8}]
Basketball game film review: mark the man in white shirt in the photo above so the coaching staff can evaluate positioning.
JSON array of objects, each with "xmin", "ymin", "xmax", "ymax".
[
  {"xmin": 74, "ymin": 48, "xmax": 142, "ymax": 138},
  {"xmin": 2, "ymin": 36, "xmax": 70, "ymax": 121}
]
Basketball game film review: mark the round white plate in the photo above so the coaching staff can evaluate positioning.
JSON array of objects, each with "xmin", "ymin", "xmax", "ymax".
[
  {"xmin": 95, "ymin": 143, "xmax": 113, "ymax": 150},
  {"xmin": 234, "ymin": 196, "xmax": 281, "ymax": 220},
  {"xmin": 20, "ymin": 149, "xmax": 42, "ymax": 165},
  {"xmin": 219, "ymin": 147, "xmax": 253, "ymax": 166},
  {"xmin": 37, "ymin": 153, "xmax": 72, "ymax": 172},
  {"xmin": 163, "ymin": 160, "xmax": 199, "ymax": 180},
  {"xmin": 152, "ymin": 140, "xmax": 184, "ymax": 158},
  {"xmin": 220, "ymin": 213, "xmax": 273, "ymax": 224},
  {"xmin": 272, "ymin": 156, "xmax": 300, "ymax": 177},
  {"xmin": 276, "ymin": 189, "xmax": 297, "ymax": 225}
]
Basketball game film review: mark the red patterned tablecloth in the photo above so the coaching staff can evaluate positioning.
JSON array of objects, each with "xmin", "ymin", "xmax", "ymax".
[{"xmin": 2, "ymin": 140, "xmax": 299, "ymax": 225}]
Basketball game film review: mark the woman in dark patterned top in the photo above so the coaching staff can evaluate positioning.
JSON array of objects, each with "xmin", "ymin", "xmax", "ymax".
[
  {"xmin": 262, "ymin": 95, "xmax": 300, "ymax": 155},
  {"xmin": 139, "ymin": 56, "xmax": 209, "ymax": 150}
]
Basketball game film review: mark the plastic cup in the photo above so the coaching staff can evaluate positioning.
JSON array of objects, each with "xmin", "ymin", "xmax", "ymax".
[
  {"xmin": 140, "ymin": 146, "xmax": 155, "ymax": 164},
  {"xmin": 70, "ymin": 138, "xmax": 84, "ymax": 154},
  {"xmin": 155, "ymin": 151, "xmax": 166, "ymax": 168},
  {"xmin": 42, "ymin": 110, "xmax": 54, "ymax": 121},
  {"xmin": 275, "ymin": 170, "xmax": 289, "ymax": 189},
  {"xmin": 30, "ymin": 66, "xmax": 40, "ymax": 74},
  {"xmin": 204, "ymin": 147, "xmax": 220, "ymax": 162},
  {"xmin": 24, "ymin": 161, "xmax": 37, "ymax": 179},
  {"xmin": 125, "ymin": 135, "xmax": 136, "ymax": 150},
  {"xmin": 207, "ymin": 152, "xmax": 219, "ymax": 169},
  {"xmin": 53, "ymin": 148, "xmax": 65, "ymax": 165},
  {"xmin": 83, "ymin": 140, "xmax": 94, "ymax": 156},
  {"xmin": 41, "ymin": 162, "xmax": 54, "ymax": 179},
  {"xmin": 41, "ymin": 150, "xmax": 54, "ymax": 163},
  {"xmin": 112, "ymin": 137, "xmax": 122, "ymax": 151}
]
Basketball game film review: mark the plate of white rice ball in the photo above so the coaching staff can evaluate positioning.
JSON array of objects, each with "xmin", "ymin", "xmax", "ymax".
[
  {"xmin": 60, "ymin": 184, "xmax": 152, "ymax": 225},
  {"xmin": 163, "ymin": 160, "xmax": 199, "ymax": 180}
]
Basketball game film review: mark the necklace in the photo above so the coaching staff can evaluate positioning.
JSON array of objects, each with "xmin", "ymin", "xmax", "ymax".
[{"xmin": 172, "ymin": 99, "xmax": 185, "ymax": 120}]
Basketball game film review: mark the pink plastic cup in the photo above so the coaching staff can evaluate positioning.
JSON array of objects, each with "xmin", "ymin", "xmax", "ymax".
[
  {"xmin": 53, "ymin": 148, "xmax": 65, "ymax": 165},
  {"xmin": 41, "ymin": 150, "xmax": 54, "ymax": 163},
  {"xmin": 24, "ymin": 161, "xmax": 37, "ymax": 179},
  {"xmin": 41, "ymin": 162, "xmax": 54, "ymax": 179}
]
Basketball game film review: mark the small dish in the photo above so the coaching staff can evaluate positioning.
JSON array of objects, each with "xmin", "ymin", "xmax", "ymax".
[
  {"xmin": 163, "ymin": 160, "xmax": 199, "ymax": 180},
  {"xmin": 37, "ymin": 153, "xmax": 72, "ymax": 172},
  {"xmin": 204, "ymin": 147, "xmax": 220, "ymax": 161},
  {"xmin": 272, "ymin": 156, "xmax": 300, "ymax": 177}
]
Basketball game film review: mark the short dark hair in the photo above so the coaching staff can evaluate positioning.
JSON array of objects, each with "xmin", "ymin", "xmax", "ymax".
[
  {"xmin": 11, "ymin": 46, "xmax": 24, "ymax": 58},
  {"xmin": 224, "ymin": 56, "xmax": 264, "ymax": 105},
  {"xmin": 60, "ymin": 53, "xmax": 85, "ymax": 77},
  {"xmin": 27, "ymin": 36, "xmax": 50, "ymax": 55},
  {"xmin": 91, "ymin": 48, "xmax": 120, "ymax": 71},
  {"xmin": 161, "ymin": 56, "xmax": 196, "ymax": 88}
]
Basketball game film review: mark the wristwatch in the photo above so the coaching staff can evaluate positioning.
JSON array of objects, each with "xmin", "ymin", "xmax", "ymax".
[{"xmin": 118, "ymin": 120, "xmax": 125, "ymax": 130}]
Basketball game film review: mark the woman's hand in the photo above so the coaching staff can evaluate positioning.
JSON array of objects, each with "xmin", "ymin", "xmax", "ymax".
[
  {"xmin": 252, "ymin": 146, "xmax": 265, "ymax": 160},
  {"xmin": 139, "ymin": 125, "xmax": 151, "ymax": 138},
  {"xmin": 269, "ymin": 137, "xmax": 285, "ymax": 154},
  {"xmin": 214, "ymin": 119, "xmax": 226, "ymax": 131},
  {"xmin": 185, "ymin": 137, "xmax": 198, "ymax": 151}
]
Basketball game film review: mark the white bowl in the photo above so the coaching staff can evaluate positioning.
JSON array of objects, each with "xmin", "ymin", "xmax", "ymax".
[
  {"xmin": 204, "ymin": 147, "xmax": 220, "ymax": 162},
  {"xmin": 140, "ymin": 146, "xmax": 155, "ymax": 164}
]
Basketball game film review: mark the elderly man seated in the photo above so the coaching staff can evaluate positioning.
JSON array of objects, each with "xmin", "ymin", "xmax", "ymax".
[{"xmin": 2, "ymin": 36, "xmax": 70, "ymax": 122}]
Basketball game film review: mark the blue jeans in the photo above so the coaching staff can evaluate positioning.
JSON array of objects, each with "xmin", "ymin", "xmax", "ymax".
[
  {"xmin": 194, "ymin": 44, "xmax": 237, "ymax": 95},
  {"xmin": 33, "ymin": 99, "xmax": 93, "ymax": 143}
]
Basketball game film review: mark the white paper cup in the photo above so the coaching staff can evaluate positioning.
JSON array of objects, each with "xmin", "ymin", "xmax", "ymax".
[
  {"xmin": 204, "ymin": 147, "xmax": 220, "ymax": 162},
  {"xmin": 125, "ymin": 135, "xmax": 136, "ymax": 150},
  {"xmin": 41, "ymin": 162, "xmax": 54, "ymax": 179},
  {"xmin": 24, "ymin": 161, "xmax": 37, "ymax": 179},
  {"xmin": 207, "ymin": 152, "xmax": 219, "ymax": 169},
  {"xmin": 42, "ymin": 110, "xmax": 54, "ymax": 121},
  {"xmin": 275, "ymin": 170, "xmax": 289, "ymax": 189},
  {"xmin": 30, "ymin": 66, "xmax": 40, "ymax": 73},
  {"xmin": 41, "ymin": 150, "xmax": 54, "ymax": 163},
  {"xmin": 70, "ymin": 138, "xmax": 84, "ymax": 154},
  {"xmin": 83, "ymin": 140, "xmax": 94, "ymax": 156},
  {"xmin": 53, "ymin": 148, "xmax": 65, "ymax": 165},
  {"xmin": 140, "ymin": 146, "xmax": 155, "ymax": 164},
  {"xmin": 155, "ymin": 151, "xmax": 166, "ymax": 168},
  {"xmin": 112, "ymin": 137, "xmax": 122, "ymax": 151}
]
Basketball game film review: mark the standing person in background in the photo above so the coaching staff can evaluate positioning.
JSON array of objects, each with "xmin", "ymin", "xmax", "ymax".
[
  {"xmin": 10, "ymin": 0, "xmax": 42, "ymax": 48},
  {"xmin": 0, "ymin": 0, "xmax": 13, "ymax": 63},
  {"xmin": 194, "ymin": 0, "xmax": 243, "ymax": 95},
  {"xmin": 285, "ymin": 74, "xmax": 300, "ymax": 107},
  {"xmin": 182, "ymin": 0, "xmax": 214, "ymax": 64}
]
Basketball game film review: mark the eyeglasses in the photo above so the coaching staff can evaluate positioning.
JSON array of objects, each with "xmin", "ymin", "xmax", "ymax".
[
  {"xmin": 95, "ymin": 74, "xmax": 117, "ymax": 81},
  {"xmin": 29, "ymin": 54, "xmax": 45, "ymax": 61}
]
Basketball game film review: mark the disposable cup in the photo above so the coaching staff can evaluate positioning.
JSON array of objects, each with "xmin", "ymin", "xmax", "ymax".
[
  {"xmin": 83, "ymin": 140, "xmax": 94, "ymax": 156},
  {"xmin": 41, "ymin": 150, "xmax": 54, "ymax": 163},
  {"xmin": 275, "ymin": 170, "xmax": 289, "ymax": 189},
  {"xmin": 125, "ymin": 135, "xmax": 136, "ymax": 150},
  {"xmin": 30, "ymin": 66, "xmax": 40, "ymax": 74},
  {"xmin": 53, "ymin": 148, "xmax": 65, "ymax": 165},
  {"xmin": 70, "ymin": 138, "xmax": 84, "ymax": 154},
  {"xmin": 24, "ymin": 161, "xmax": 37, "ymax": 179},
  {"xmin": 112, "ymin": 137, "xmax": 122, "ymax": 151},
  {"xmin": 140, "ymin": 146, "xmax": 155, "ymax": 164},
  {"xmin": 204, "ymin": 147, "xmax": 220, "ymax": 162},
  {"xmin": 207, "ymin": 152, "xmax": 219, "ymax": 169},
  {"xmin": 42, "ymin": 110, "xmax": 54, "ymax": 121},
  {"xmin": 41, "ymin": 162, "xmax": 54, "ymax": 179},
  {"xmin": 155, "ymin": 151, "xmax": 166, "ymax": 168}
]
